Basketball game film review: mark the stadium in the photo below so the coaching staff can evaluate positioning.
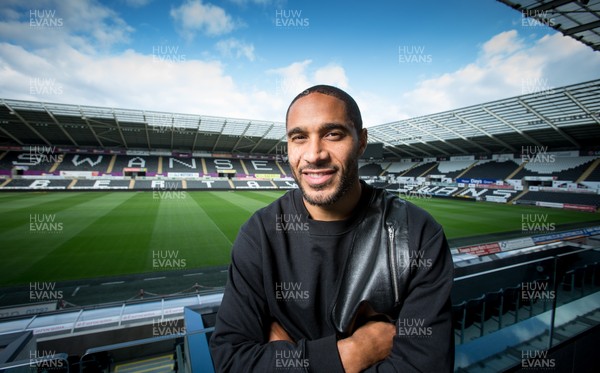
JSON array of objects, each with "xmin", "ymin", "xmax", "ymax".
[{"xmin": 1, "ymin": 1, "xmax": 600, "ymax": 372}]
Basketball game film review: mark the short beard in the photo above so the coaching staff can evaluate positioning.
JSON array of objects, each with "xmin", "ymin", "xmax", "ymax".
[{"xmin": 293, "ymin": 153, "xmax": 359, "ymax": 207}]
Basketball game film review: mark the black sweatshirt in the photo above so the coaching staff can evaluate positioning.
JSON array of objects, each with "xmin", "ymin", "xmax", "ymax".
[{"xmin": 210, "ymin": 184, "xmax": 454, "ymax": 372}]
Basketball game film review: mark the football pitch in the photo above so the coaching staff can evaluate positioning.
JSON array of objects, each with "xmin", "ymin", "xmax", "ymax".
[{"xmin": 0, "ymin": 190, "xmax": 599, "ymax": 286}]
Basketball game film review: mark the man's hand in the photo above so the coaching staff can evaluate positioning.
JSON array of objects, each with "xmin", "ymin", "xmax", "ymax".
[
  {"xmin": 269, "ymin": 320, "xmax": 294, "ymax": 343},
  {"xmin": 337, "ymin": 321, "xmax": 395, "ymax": 373}
]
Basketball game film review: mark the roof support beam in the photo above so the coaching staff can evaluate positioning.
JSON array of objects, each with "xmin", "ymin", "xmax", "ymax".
[
  {"xmin": 4, "ymin": 102, "xmax": 52, "ymax": 146},
  {"xmin": 517, "ymin": 98, "xmax": 580, "ymax": 148},
  {"xmin": 44, "ymin": 105, "xmax": 79, "ymax": 147},
  {"xmin": 405, "ymin": 120, "xmax": 465, "ymax": 155},
  {"xmin": 563, "ymin": 90, "xmax": 600, "ymax": 126},
  {"xmin": 481, "ymin": 107, "xmax": 544, "ymax": 148},
  {"xmin": 426, "ymin": 117, "xmax": 491, "ymax": 154},
  {"xmin": 453, "ymin": 113, "xmax": 516, "ymax": 152}
]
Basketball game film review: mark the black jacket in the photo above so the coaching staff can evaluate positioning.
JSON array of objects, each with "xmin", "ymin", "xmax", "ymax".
[{"xmin": 210, "ymin": 185, "xmax": 454, "ymax": 372}]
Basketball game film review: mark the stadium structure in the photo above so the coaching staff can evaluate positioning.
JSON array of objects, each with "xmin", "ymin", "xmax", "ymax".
[{"xmin": 1, "ymin": 3, "xmax": 600, "ymax": 371}]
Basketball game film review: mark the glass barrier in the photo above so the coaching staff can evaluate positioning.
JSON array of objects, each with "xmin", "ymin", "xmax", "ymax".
[{"xmin": 453, "ymin": 245, "xmax": 600, "ymax": 371}]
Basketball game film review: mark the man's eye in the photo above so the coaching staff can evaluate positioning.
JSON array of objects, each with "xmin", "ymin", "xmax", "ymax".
[
  {"xmin": 290, "ymin": 135, "xmax": 306, "ymax": 142},
  {"xmin": 326, "ymin": 132, "xmax": 343, "ymax": 139}
]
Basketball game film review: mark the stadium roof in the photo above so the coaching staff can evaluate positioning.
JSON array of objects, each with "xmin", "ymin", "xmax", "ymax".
[
  {"xmin": 497, "ymin": 0, "xmax": 600, "ymax": 52},
  {"xmin": 1, "ymin": 79, "xmax": 599, "ymax": 158},
  {"xmin": 368, "ymin": 79, "xmax": 600, "ymax": 158}
]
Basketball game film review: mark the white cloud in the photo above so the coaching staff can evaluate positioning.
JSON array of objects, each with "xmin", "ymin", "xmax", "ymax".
[
  {"xmin": 400, "ymin": 30, "xmax": 600, "ymax": 117},
  {"xmin": 170, "ymin": 0, "xmax": 237, "ymax": 39},
  {"xmin": 215, "ymin": 38, "xmax": 255, "ymax": 61}
]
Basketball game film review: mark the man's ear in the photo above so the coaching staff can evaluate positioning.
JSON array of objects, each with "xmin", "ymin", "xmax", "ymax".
[{"xmin": 357, "ymin": 128, "xmax": 368, "ymax": 157}]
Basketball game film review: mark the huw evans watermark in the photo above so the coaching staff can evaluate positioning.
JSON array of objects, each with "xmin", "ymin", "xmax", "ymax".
[
  {"xmin": 29, "ymin": 214, "xmax": 63, "ymax": 233},
  {"xmin": 521, "ymin": 214, "xmax": 555, "ymax": 234},
  {"xmin": 152, "ymin": 181, "xmax": 187, "ymax": 200},
  {"xmin": 152, "ymin": 45, "xmax": 186, "ymax": 63},
  {"xmin": 275, "ymin": 282, "xmax": 309, "ymax": 302},
  {"xmin": 521, "ymin": 350, "xmax": 555, "ymax": 370},
  {"xmin": 275, "ymin": 9, "xmax": 309, "ymax": 28},
  {"xmin": 30, "ymin": 282, "xmax": 63, "ymax": 302},
  {"xmin": 398, "ymin": 45, "xmax": 432, "ymax": 64},
  {"xmin": 398, "ymin": 189, "xmax": 432, "ymax": 200},
  {"xmin": 275, "ymin": 350, "xmax": 309, "ymax": 369},
  {"xmin": 521, "ymin": 77, "xmax": 555, "ymax": 97},
  {"xmin": 152, "ymin": 318, "xmax": 186, "ymax": 336},
  {"xmin": 521, "ymin": 281, "xmax": 555, "ymax": 303},
  {"xmin": 397, "ymin": 318, "xmax": 432, "ymax": 337},
  {"xmin": 29, "ymin": 9, "xmax": 63, "ymax": 28},
  {"xmin": 275, "ymin": 144, "xmax": 288, "ymax": 164},
  {"xmin": 400, "ymin": 251, "xmax": 433, "ymax": 269},
  {"xmin": 275, "ymin": 214, "xmax": 308, "ymax": 232},
  {"xmin": 521, "ymin": 146, "xmax": 556, "ymax": 163},
  {"xmin": 28, "ymin": 145, "xmax": 63, "ymax": 164},
  {"xmin": 30, "ymin": 350, "xmax": 65, "ymax": 370},
  {"xmin": 29, "ymin": 77, "xmax": 63, "ymax": 96},
  {"xmin": 521, "ymin": 10, "xmax": 556, "ymax": 27},
  {"xmin": 152, "ymin": 250, "xmax": 187, "ymax": 270}
]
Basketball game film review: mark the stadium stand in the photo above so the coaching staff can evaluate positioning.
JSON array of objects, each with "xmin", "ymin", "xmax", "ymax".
[
  {"xmin": 426, "ymin": 160, "xmax": 475, "ymax": 179},
  {"xmin": 386, "ymin": 161, "xmax": 418, "ymax": 175},
  {"xmin": 232, "ymin": 179, "xmax": 274, "ymax": 189},
  {"xmin": 56, "ymin": 153, "xmax": 112, "ymax": 173},
  {"xmin": 358, "ymin": 162, "xmax": 389, "ymax": 177},
  {"xmin": 459, "ymin": 159, "xmax": 520, "ymax": 181},
  {"xmin": 186, "ymin": 179, "xmax": 232, "ymax": 190},
  {"xmin": 2, "ymin": 179, "xmax": 71, "ymax": 189},
  {"xmin": 585, "ymin": 163, "xmax": 600, "ymax": 182},
  {"xmin": 518, "ymin": 191, "xmax": 600, "ymax": 208},
  {"xmin": 243, "ymin": 158, "xmax": 284, "ymax": 176},
  {"xmin": 112, "ymin": 155, "xmax": 160, "ymax": 176},
  {"xmin": 401, "ymin": 161, "xmax": 437, "ymax": 177},
  {"xmin": 0, "ymin": 150, "xmax": 58, "ymax": 173},
  {"xmin": 71, "ymin": 179, "xmax": 130, "ymax": 189},
  {"xmin": 163, "ymin": 156, "xmax": 205, "ymax": 175},
  {"xmin": 272, "ymin": 179, "xmax": 298, "ymax": 189},
  {"xmin": 134, "ymin": 180, "xmax": 184, "ymax": 190},
  {"xmin": 203, "ymin": 158, "xmax": 244, "ymax": 176},
  {"xmin": 513, "ymin": 156, "xmax": 598, "ymax": 180}
]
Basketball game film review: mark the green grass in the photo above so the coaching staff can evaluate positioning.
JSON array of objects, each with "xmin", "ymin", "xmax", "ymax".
[{"xmin": 0, "ymin": 191, "xmax": 598, "ymax": 286}]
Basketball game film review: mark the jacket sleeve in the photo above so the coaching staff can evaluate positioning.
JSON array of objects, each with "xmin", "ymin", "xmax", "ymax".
[
  {"xmin": 365, "ymin": 225, "xmax": 455, "ymax": 373},
  {"xmin": 209, "ymin": 222, "xmax": 345, "ymax": 373}
]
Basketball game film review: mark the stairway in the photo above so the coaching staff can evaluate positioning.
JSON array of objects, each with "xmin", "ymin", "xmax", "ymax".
[{"xmin": 113, "ymin": 354, "xmax": 175, "ymax": 373}]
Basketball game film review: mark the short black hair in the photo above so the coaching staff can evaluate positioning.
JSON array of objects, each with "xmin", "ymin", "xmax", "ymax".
[{"xmin": 285, "ymin": 84, "xmax": 363, "ymax": 133}]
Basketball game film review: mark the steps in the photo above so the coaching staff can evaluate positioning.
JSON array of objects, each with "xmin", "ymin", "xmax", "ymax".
[
  {"xmin": 576, "ymin": 158, "xmax": 600, "ymax": 183},
  {"xmin": 113, "ymin": 354, "xmax": 174, "ymax": 373}
]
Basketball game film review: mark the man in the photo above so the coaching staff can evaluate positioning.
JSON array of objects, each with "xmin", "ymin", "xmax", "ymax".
[{"xmin": 210, "ymin": 85, "xmax": 454, "ymax": 372}]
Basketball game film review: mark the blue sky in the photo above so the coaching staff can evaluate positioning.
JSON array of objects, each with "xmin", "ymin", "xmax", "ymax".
[{"xmin": 1, "ymin": 0, "xmax": 600, "ymax": 127}]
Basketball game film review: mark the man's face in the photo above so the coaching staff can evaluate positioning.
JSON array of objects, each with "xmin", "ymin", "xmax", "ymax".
[{"xmin": 286, "ymin": 92, "xmax": 365, "ymax": 207}]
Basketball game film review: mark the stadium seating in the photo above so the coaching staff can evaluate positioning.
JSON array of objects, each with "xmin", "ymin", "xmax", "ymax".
[
  {"xmin": 358, "ymin": 162, "xmax": 389, "ymax": 177},
  {"xmin": 232, "ymin": 179, "xmax": 274, "ymax": 189},
  {"xmin": 460, "ymin": 159, "xmax": 520, "ymax": 181},
  {"xmin": 71, "ymin": 179, "xmax": 130, "ymax": 189},
  {"xmin": 386, "ymin": 161, "xmax": 418, "ymax": 175},
  {"xmin": 112, "ymin": 155, "xmax": 160, "ymax": 175},
  {"xmin": 519, "ymin": 191, "xmax": 600, "ymax": 208},
  {"xmin": 425, "ymin": 160, "xmax": 475, "ymax": 179},
  {"xmin": 163, "ymin": 156, "xmax": 204, "ymax": 174},
  {"xmin": 401, "ymin": 162, "xmax": 437, "ymax": 177},
  {"xmin": 203, "ymin": 158, "xmax": 244, "ymax": 175},
  {"xmin": 514, "ymin": 156, "xmax": 597, "ymax": 180},
  {"xmin": 55, "ymin": 153, "xmax": 112, "ymax": 173},
  {"xmin": 186, "ymin": 180, "xmax": 232, "ymax": 189},
  {"xmin": 585, "ymin": 164, "xmax": 600, "ymax": 181},
  {"xmin": 0, "ymin": 151, "xmax": 58, "ymax": 172},
  {"xmin": 2, "ymin": 179, "xmax": 71, "ymax": 189},
  {"xmin": 243, "ymin": 159, "xmax": 283, "ymax": 176}
]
